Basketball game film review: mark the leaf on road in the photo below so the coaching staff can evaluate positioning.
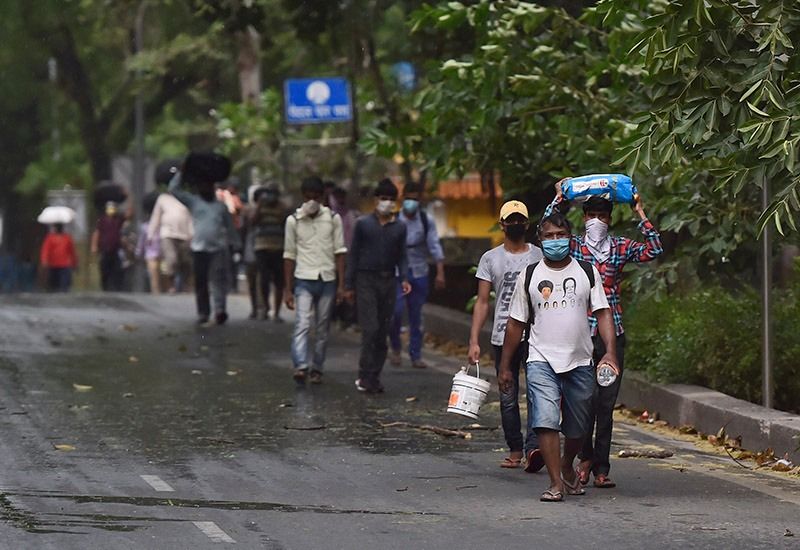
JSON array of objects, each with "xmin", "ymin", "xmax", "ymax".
[
  {"xmin": 178, "ymin": 344, "xmax": 188, "ymax": 352},
  {"xmin": 128, "ymin": 356, "xmax": 139, "ymax": 363},
  {"xmin": 119, "ymin": 324, "xmax": 138, "ymax": 332},
  {"xmin": 122, "ymin": 392, "xmax": 135, "ymax": 398},
  {"xmin": 226, "ymin": 370, "xmax": 239, "ymax": 376},
  {"xmin": 72, "ymin": 383, "xmax": 93, "ymax": 392},
  {"xmin": 53, "ymin": 444, "xmax": 75, "ymax": 451},
  {"xmin": 405, "ymin": 396, "xmax": 418, "ymax": 402},
  {"xmin": 396, "ymin": 487, "xmax": 409, "ymax": 492},
  {"xmin": 191, "ymin": 370, "xmax": 202, "ymax": 375}
]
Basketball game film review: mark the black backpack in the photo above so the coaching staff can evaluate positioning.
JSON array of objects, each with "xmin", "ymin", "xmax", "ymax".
[{"xmin": 522, "ymin": 259, "xmax": 596, "ymax": 341}]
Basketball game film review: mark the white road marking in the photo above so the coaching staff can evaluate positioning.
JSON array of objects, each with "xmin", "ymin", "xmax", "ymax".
[
  {"xmin": 140, "ymin": 475, "xmax": 175, "ymax": 492},
  {"xmin": 193, "ymin": 521, "xmax": 237, "ymax": 544}
]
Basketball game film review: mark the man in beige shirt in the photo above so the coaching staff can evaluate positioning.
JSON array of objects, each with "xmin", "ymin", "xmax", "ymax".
[
  {"xmin": 283, "ymin": 176, "xmax": 347, "ymax": 385},
  {"xmin": 148, "ymin": 191, "xmax": 193, "ymax": 293}
]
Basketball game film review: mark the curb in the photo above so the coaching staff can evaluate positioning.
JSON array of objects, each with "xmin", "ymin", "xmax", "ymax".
[{"xmin": 423, "ymin": 304, "xmax": 800, "ymax": 461}]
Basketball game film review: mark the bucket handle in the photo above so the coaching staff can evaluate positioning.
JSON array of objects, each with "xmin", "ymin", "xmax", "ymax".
[{"xmin": 466, "ymin": 361, "xmax": 480, "ymax": 379}]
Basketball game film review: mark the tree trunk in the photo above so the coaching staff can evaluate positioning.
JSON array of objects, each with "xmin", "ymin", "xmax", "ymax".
[{"xmin": 236, "ymin": 26, "xmax": 262, "ymax": 104}]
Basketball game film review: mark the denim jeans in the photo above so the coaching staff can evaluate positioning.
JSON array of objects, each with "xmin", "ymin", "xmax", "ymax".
[
  {"xmin": 389, "ymin": 274, "xmax": 429, "ymax": 361},
  {"xmin": 47, "ymin": 267, "xmax": 72, "ymax": 292},
  {"xmin": 580, "ymin": 333, "xmax": 626, "ymax": 476},
  {"xmin": 493, "ymin": 345, "xmax": 538, "ymax": 454},
  {"xmin": 526, "ymin": 361, "xmax": 595, "ymax": 439},
  {"xmin": 291, "ymin": 278, "xmax": 336, "ymax": 371}
]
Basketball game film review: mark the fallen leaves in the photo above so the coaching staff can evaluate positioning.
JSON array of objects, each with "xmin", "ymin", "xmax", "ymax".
[
  {"xmin": 72, "ymin": 383, "xmax": 93, "ymax": 392},
  {"xmin": 53, "ymin": 444, "xmax": 75, "ymax": 451},
  {"xmin": 128, "ymin": 355, "xmax": 139, "ymax": 363},
  {"xmin": 119, "ymin": 324, "xmax": 138, "ymax": 332}
]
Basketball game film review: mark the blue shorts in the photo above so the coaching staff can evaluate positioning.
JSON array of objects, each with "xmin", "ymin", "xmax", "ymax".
[{"xmin": 525, "ymin": 361, "xmax": 594, "ymax": 439}]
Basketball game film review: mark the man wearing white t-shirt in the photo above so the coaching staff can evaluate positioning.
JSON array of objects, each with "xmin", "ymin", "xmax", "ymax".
[
  {"xmin": 499, "ymin": 212, "xmax": 617, "ymax": 502},
  {"xmin": 469, "ymin": 200, "xmax": 543, "ymax": 470}
]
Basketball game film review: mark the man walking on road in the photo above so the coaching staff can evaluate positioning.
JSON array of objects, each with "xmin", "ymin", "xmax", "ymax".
[
  {"xmin": 389, "ymin": 182, "xmax": 446, "ymax": 369},
  {"xmin": 91, "ymin": 201, "xmax": 126, "ymax": 291},
  {"xmin": 169, "ymin": 152, "xmax": 239, "ymax": 326},
  {"xmin": 469, "ymin": 200, "xmax": 543, "ymax": 470},
  {"xmin": 345, "ymin": 179, "xmax": 411, "ymax": 394},
  {"xmin": 544, "ymin": 183, "xmax": 663, "ymax": 489},
  {"xmin": 283, "ymin": 176, "xmax": 347, "ymax": 385},
  {"xmin": 148, "ymin": 181, "xmax": 193, "ymax": 293},
  {"xmin": 499, "ymin": 212, "xmax": 617, "ymax": 502}
]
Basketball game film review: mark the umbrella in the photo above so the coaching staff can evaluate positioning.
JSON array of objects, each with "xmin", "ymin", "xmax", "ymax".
[
  {"xmin": 37, "ymin": 206, "xmax": 76, "ymax": 225},
  {"xmin": 93, "ymin": 181, "xmax": 128, "ymax": 211}
]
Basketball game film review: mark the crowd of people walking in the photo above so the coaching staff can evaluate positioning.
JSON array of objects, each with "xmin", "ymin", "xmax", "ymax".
[{"xmin": 38, "ymin": 150, "xmax": 664, "ymax": 503}]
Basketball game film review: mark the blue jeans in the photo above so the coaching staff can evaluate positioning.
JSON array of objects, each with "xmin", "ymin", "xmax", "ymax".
[
  {"xmin": 526, "ymin": 361, "xmax": 594, "ymax": 439},
  {"xmin": 494, "ymin": 345, "xmax": 538, "ymax": 454},
  {"xmin": 389, "ymin": 274, "xmax": 429, "ymax": 361},
  {"xmin": 291, "ymin": 279, "xmax": 336, "ymax": 371}
]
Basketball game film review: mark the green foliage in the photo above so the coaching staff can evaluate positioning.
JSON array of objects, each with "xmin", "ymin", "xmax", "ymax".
[
  {"xmin": 601, "ymin": 0, "xmax": 800, "ymax": 235},
  {"xmin": 625, "ymin": 282, "xmax": 800, "ymax": 413},
  {"xmin": 213, "ymin": 89, "xmax": 283, "ymax": 173}
]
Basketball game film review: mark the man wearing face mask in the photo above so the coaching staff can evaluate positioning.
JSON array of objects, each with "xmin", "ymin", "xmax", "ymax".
[
  {"xmin": 169, "ymin": 152, "xmax": 240, "ymax": 326},
  {"xmin": 499, "ymin": 212, "xmax": 617, "ymax": 502},
  {"xmin": 469, "ymin": 200, "xmax": 543, "ymax": 471},
  {"xmin": 344, "ymin": 179, "xmax": 411, "ymax": 394},
  {"xmin": 388, "ymin": 182, "xmax": 446, "ymax": 369},
  {"xmin": 250, "ymin": 183, "xmax": 288, "ymax": 321},
  {"xmin": 283, "ymin": 176, "xmax": 347, "ymax": 385},
  {"xmin": 542, "ymin": 183, "xmax": 663, "ymax": 489}
]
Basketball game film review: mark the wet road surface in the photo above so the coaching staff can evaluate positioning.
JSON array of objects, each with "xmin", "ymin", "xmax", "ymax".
[{"xmin": 0, "ymin": 293, "xmax": 798, "ymax": 549}]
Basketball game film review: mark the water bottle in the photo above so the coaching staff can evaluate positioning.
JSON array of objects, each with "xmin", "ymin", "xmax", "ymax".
[
  {"xmin": 562, "ymin": 174, "xmax": 639, "ymax": 205},
  {"xmin": 596, "ymin": 363, "xmax": 618, "ymax": 387}
]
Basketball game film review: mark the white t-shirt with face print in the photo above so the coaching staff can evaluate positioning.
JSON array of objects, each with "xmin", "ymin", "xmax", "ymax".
[{"xmin": 508, "ymin": 257, "xmax": 608, "ymax": 373}]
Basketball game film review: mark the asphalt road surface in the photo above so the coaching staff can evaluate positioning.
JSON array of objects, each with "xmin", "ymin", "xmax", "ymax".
[{"xmin": 0, "ymin": 293, "xmax": 797, "ymax": 549}]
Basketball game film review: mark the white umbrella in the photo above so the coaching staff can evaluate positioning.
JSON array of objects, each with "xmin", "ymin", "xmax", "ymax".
[{"xmin": 37, "ymin": 206, "xmax": 76, "ymax": 225}]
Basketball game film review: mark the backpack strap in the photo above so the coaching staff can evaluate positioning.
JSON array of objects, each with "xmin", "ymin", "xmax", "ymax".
[
  {"xmin": 576, "ymin": 259, "xmax": 595, "ymax": 288},
  {"xmin": 420, "ymin": 210, "xmax": 430, "ymax": 236},
  {"xmin": 523, "ymin": 261, "xmax": 539, "ymax": 343}
]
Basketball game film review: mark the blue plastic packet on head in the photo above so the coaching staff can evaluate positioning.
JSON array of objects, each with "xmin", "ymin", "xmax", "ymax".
[{"xmin": 562, "ymin": 174, "xmax": 638, "ymax": 205}]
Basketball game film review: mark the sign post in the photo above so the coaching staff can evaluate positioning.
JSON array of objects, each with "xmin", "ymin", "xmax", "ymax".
[{"xmin": 284, "ymin": 78, "xmax": 353, "ymax": 125}]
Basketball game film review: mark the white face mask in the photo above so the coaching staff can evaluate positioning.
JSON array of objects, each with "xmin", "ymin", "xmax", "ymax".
[
  {"xmin": 301, "ymin": 199, "xmax": 321, "ymax": 216},
  {"xmin": 585, "ymin": 218, "xmax": 609, "ymax": 242},
  {"xmin": 376, "ymin": 199, "xmax": 395, "ymax": 216}
]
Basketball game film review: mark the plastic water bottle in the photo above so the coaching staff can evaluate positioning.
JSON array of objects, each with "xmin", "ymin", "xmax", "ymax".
[
  {"xmin": 562, "ymin": 174, "xmax": 639, "ymax": 205},
  {"xmin": 596, "ymin": 363, "xmax": 618, "ymax": 387}
]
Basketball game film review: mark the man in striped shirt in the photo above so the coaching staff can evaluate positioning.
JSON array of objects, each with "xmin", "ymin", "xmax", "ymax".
[{"xmin": 543, "ymin": 181, "xmax": 663, "ymax": 489}]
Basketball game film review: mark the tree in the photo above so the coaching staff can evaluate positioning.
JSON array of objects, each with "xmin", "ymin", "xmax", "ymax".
[{"xmin": 601, "ymin": 0, "xmax": 800, "ymax": 235}]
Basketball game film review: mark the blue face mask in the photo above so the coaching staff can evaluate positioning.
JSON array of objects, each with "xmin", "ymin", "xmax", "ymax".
[
  {"xmin": 542, "ymin": 238, "xmax": 571, "ymax": 261},
  {"xmin": 402, "ymin": 199, "xmax": 419, "ymax": 215}
]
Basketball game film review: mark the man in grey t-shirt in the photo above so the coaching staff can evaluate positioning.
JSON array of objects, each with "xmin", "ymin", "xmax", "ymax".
[{"xmin": 469, "ymin": 200, "xmax": 543, "ymax": 470}]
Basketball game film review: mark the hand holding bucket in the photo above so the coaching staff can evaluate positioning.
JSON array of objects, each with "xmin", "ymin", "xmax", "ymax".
[{"xmin": 447, "ymin": 362, "xmax": 491, "ymax": 419}]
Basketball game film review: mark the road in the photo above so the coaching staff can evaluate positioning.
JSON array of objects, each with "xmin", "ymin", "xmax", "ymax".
[{"xmin": 0, "ymin": 293, "xmax": 797, "ymax": 549}]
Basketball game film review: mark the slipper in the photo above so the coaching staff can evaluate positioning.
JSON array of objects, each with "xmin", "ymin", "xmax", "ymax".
[
  {"xmin": 594, "ymin": 474, "xmax": 616, "ymax": 488},
  {"xmin": 524, "ymin": 448, "xmax": 545, "ymax": 473},
  {"xmin": 540, "ymin": 489, "xmax": 563, "ymax": 502},
  {"xmin": 577, "ymin": 460, "xmax": 592, "ymax": 485},
  {"xmin": 500, "ymin": 457, "xmax": 523, "ymax": 469},
  {"xmin": 562, "ymin": 470, "xmax": 586, "ymax": 496}
]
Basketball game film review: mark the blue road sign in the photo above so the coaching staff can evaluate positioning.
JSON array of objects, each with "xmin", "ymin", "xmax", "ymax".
[{"xmin": 284, "ymin": 78, "xmax": 353, "ymax": 125}]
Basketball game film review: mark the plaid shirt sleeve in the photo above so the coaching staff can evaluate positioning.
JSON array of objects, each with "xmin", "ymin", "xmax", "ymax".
[{"xmin": 623, "ymin": 218, "xmax": 663, "ymax": 263}]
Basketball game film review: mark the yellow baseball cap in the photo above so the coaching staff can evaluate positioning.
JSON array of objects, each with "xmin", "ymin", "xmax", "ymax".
[{"xmin": 499, "ymin": 200, "xmax": 529, "ymax": 221}]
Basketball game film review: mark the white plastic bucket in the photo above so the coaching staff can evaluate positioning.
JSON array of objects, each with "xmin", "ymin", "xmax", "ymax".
[{"xmin": 447, "ymin": 363, "xmax": 491, "ymax": 419}]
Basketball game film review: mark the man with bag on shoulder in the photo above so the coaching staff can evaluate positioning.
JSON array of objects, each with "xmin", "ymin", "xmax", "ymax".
[{"xmin": 498, "ymin": 212, "xmax": 617, "ymax": 503}]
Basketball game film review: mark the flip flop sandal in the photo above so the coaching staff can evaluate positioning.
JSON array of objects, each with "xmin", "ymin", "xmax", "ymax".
[
  {"xmin": 540, "ymin": 489, "xmax": 563, "ymax": 502},
  {"xmin": 594, "ymin": 474, "xmax": 616, "ymax": 488},
  {"xmin": 577, "ymin": 461, "xmax": 592, "ymax": 485},
  {"xmin": 524, "ymin": 448, "xmax": 545, "ymax": 473},
  {"xmin": 500, "ymin": 457, "xmax": 523, "ymax": 469},
  {"xmin": 562, "ymin": 470, "xmax": 586, "ymax": 496}
]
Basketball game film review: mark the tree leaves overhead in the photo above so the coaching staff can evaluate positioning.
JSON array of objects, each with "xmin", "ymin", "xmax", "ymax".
[{"xmin": 602, "ymin": 0, "xmax": 800, "ymax": 235}]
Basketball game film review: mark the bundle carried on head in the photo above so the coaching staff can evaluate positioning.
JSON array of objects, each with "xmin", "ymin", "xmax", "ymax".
[{"xmin": 183, "ymin": 152, "xmax": 232, "ymax": 185}]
